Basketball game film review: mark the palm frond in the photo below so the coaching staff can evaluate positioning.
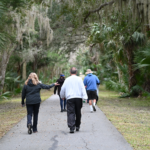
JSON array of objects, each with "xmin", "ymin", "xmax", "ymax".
[
  {"xmin": 134, "ymin": 42, "xmax": 150, "ymax": 71},
  {"xmin": 132, "ymin": 31, "xmax": 145, "ymax": 44}
]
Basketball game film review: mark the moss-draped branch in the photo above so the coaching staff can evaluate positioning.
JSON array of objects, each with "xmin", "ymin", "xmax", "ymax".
[{"xmin": 84, "ymin": 0, "xmax": 114, "ymax": 23}]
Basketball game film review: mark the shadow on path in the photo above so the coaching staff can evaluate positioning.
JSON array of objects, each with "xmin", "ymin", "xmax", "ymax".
[{"xmin": 49, "ymin": 135, "xmax": 58, "ymax": 150}]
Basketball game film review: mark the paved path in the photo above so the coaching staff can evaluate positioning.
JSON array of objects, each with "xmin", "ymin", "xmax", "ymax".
[{"xmin": 0, "ymin": 95, "xmax": 132, "ymax": 150}]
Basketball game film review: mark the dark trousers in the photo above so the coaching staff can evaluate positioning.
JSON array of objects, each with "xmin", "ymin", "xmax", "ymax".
[
  {"xmin": 60, "ymin": 98, "xmax": 66, "ymax": 110},
  {"xmin": 26, "ymin": 103, "xmax": 40, "ymax": 132},
  {"xmin": 67, "ymin": 98, "xmax": 83, "ymax": 130}
]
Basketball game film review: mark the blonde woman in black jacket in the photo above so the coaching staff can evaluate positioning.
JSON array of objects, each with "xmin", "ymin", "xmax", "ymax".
[{"xmin": 22, "ymin": 73, "xmax": 59, "ymax": 134}]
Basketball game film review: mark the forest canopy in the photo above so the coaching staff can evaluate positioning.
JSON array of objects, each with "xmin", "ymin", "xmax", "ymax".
[{"xmin": 0, "ymin": 0, "xmax": 150, "ymax": 98}]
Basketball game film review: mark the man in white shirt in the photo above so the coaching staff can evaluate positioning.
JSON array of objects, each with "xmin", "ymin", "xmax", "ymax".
[{"xmin": 60, "ymin": 67, "xmax": 88, "ymax": 133}]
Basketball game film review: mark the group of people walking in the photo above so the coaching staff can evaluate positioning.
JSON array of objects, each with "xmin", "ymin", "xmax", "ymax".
[{"xmin": 21, "ymin": 67, "xmax": 100, "ymax": 134}]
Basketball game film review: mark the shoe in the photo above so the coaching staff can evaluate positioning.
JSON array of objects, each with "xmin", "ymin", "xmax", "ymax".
[
  {"xmin": 28, "ymin": 124, "xmax": 32, "ymax": 134},
  {"xmin": 76, "ymin": 127, "xmax": 80, "ymax": 131},
  {"xmin": 33, "ymin": 131, "xmax": 38, "ymax": 133},
  {"xmin": 91, "ymin": 111, "xmax": 93, "ymax": 113},
  {"xmin": 63, "ymin": 109, "xmax": 67, "ymax": 112},
  {"xmin": 93, "ymin": 105, "xmax": 96, "ymax": 111},
  {"xmin": 70, "ymin": 129, "xmax": 74, "ymax": 133},
  {"xmin": 61, "ymin": 110, "xmax": 63, "ymax": 112}
]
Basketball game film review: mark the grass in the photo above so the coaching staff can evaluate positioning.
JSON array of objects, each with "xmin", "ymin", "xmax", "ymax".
[
  {"xmin": 0, "ymin": 89, "xmax": 54, "ymax": 139},
  {"xmin": 97, "ymin": 86, "xmax": 150, "ymax": 150}
]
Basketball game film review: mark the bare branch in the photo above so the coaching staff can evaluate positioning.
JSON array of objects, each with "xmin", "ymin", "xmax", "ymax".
[
  {"xmin": 89, "ymin": 43, "xmax": 96, "ymax": 52},
  {"xmin": 84, "ymin": 0, "xmax": 114, "ymax": 23}
]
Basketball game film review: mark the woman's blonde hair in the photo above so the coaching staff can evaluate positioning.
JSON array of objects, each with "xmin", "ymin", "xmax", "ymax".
[{"xmin": 25, "ymin": 73, "xmax": 40, "ymax": 85}]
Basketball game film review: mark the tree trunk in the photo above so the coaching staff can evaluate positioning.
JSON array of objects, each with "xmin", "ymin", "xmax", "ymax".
[
  {"xmin": 22, "ymin": 61, "xmax": 27, "ymax": 80},
  {"xmin": 33, "ymin": 55, "xmax": 38, "ymax": 72},
  {"xmin": 17, "ymin": 62, "xmax": 21, "ymax": 76},
  {"xmin": 125, "ymin": 46, "xmax": 137, "ymax": 94},
  {"xmin": 116, "ymin": 65, "xmax": 124, "ymax": 85},
  {"xmin": 0, "ymin": 47, "xmax": 14, "ymax": 94}
]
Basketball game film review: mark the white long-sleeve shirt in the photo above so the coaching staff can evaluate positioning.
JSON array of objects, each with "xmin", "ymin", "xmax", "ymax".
[{"xmin": 60, "ymin": 75, "xmax": 88, "ymax": 100}]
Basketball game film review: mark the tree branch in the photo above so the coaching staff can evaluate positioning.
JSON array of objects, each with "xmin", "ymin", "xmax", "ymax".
[
  {"xmin": 89, "ymin": 43, "xmax": 96, "ymax": 53},
  {"xmin": 84, "ymin": 0, "xmax": 114, "ymax": 23}
]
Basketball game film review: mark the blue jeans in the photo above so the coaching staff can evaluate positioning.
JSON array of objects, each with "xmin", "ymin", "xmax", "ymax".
[
  {"xmin": 60, "ymin": 98, "xmax": 66, "ymax": 110},
  {"xmin": 87, "ymin": 99, "xmax": 89, "ymax": 103}
]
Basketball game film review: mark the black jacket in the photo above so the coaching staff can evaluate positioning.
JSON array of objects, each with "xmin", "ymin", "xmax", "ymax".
[
  {"xmin": 54, "ymin": 77, "xmax": 65, "ymax": 96},
  {"xmin": 22, "ymin": 79, "xmax": 55, "ymax": 105}
]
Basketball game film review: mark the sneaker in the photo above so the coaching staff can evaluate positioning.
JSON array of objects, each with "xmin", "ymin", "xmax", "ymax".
[
  {"xmin": 76, "ymin": 127, "xmax": 80, "ymax": 131},
  {"xmin": 93, "ymin": 105, "xmax": 96, "ymax": 111},
  {"xmin": 70, "ymin": 129, "xmax": 74, "ymax": 133},
  {"xmin": 28, "ymin": 124, "xmax": 32, "ymax": 134}
]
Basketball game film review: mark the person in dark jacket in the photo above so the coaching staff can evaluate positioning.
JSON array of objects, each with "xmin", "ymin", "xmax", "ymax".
[
  {"xmin": 22, "ymin": 72, "xmax": 59, "ymax": 134},
  {"xmin": 54, "ymin": 74, "xmax": 66, "ymax": 112}
]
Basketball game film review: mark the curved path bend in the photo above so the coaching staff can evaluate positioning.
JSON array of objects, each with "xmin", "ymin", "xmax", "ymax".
[{"xmin": 0, "ymin": 95, "xmax": 132, "ymax": 150}]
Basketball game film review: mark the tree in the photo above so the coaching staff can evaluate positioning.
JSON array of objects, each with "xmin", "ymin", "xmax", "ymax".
[
  {"xmin": 0, "ymin": 0, "xmax": 26, "ymax": 93},
  {"xmin": 0, "ymin": 0, "xmax": 54, "ymax": 93}
]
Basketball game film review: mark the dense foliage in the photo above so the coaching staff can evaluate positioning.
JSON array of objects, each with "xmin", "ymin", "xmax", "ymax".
[
  {"xmin": 72, "ymin": 0, "xmax": 150, "ymax": 97},
  {"xmin": 1, "ymin": 0, "xmax": 150, "ymax": 98}
]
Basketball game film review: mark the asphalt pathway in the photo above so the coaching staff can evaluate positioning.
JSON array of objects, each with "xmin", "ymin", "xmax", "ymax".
[{"xmin": 0, "ymin": 95, "xmax": 133, "ymax": 150}]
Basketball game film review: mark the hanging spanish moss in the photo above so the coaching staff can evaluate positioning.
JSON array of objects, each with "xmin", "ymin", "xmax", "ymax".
[
  {"xmin": 114, "ymin": 0, "xmax": 150, "ymax": 30},
  {"xmin": 12, "ymin": 4, "xmax": 53, "ymax": 48}
]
